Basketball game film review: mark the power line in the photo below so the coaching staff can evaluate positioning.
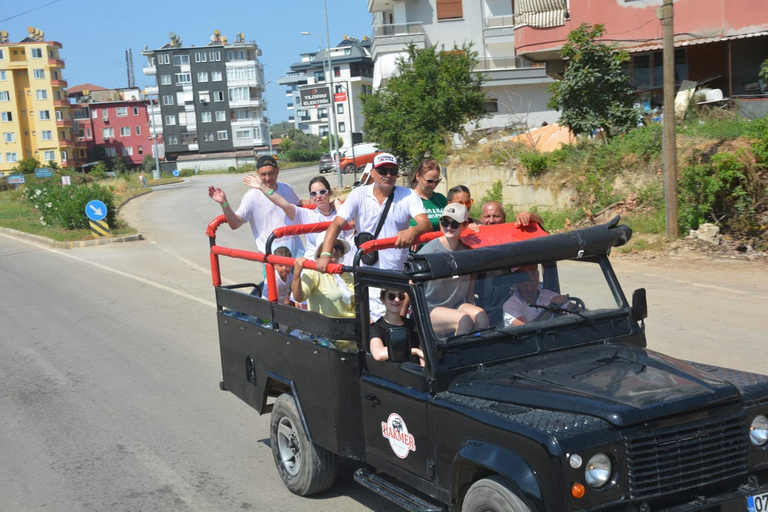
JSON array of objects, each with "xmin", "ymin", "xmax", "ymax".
[{"xmin": 0, "ymin": 0, "xmax": 60, "ymax": 23}]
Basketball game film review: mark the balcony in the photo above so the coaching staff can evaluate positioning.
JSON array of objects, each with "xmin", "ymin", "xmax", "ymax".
[
  {"xmin": 53, "ymin": 100, "xmax": 68, "ymax": 107},
  {"xmin": 144, "ymin": 85, "xmax": 159, "ymax": 95},
  {"xmin": 56, "ymin": 119, "xmax": 71, "ymax": 127},
  {"xmin": 229, "ymin": 97, "xmax": 263, "ymax": 109},
  {"xmin": 371, "ymin": 23, "xmax": 429, "ymax": 61},
  {"xmin": 143, "ymin": 65, "xmax": 157, "ymax": 76},
  {"xmin": 51, "ymin": 79, "xmax": 68, "ymax": 87},
  {"xmin": 484, "ymin": 15, "xmax": 515, "ymax": 43},
  {"xmin": 48, "ymin": 58, "xmax": 65, "ymax": 67},
  {"xmin": 474, "ymin": 56, "xmax": 550, "ymax": 85}
]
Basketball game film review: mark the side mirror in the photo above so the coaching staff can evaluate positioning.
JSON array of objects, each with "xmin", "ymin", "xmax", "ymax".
[
  {"xmin": 386, "ymin": 327, "xmax": 411, "ymax": 363},
  {"xmin": 631, "ymin": 288, "xmax": 648, "ymax": 323}
]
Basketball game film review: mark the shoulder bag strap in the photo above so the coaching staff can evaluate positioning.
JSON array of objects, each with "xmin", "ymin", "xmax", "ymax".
[{"xmin": 372, "ymin": 187, "xmax": 395, "ymax": 239}]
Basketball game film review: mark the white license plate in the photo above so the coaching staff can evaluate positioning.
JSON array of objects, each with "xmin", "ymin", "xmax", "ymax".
[{"xmin": 748, "ymin": 492, "xmax": 768, "ymax": 512}]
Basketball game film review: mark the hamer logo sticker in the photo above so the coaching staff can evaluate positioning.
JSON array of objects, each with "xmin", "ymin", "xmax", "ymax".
[{"xmin": 381, "ymin": 413, "xmax": 416, "ymax": 459}]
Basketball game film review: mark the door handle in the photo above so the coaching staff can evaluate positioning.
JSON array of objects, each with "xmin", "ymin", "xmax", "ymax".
[{"xmin": 364, "ymin": 394, "xmax": 381, "ymax": 407}]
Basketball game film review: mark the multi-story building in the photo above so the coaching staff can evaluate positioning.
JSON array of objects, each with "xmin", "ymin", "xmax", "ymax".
[
  {"xmin": 67, "ymin": 85, "xmax": 150, "ymax": 166},
  {"xmin": 279, "ymin": 37, "xmax": 373, "ymax": 150},
  {"xmin": 141, "ymin": 31, "xmax": 270, "ymax": 169},
  {"xmin": 366, "ymin": 0, "xmax": 557, "ymax": 131},
  {"xmin": 0, "ymin": 27, "xmax": 84, "ymax": 172}
]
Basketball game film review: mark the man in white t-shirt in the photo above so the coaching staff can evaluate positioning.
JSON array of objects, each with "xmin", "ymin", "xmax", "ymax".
[
  {"xmin": 207, "ymin": 155, "xmax": 304, "ymax": 257},
  {"xmin": 502, "ymin": 265, "xmax": 572, "ymax": 326},
  {"xmin": 315, "ymin": 152, "xmax": 430, "ymax": 319}
]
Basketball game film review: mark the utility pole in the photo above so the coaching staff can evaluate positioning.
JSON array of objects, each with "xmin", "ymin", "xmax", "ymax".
[
  {"xmin": 661, "ymin": 0, "xmax": 678, "ymax": 239},
  {"xmin": 323, "ymin": 0, "xmax": 342, "ymax": 189}
]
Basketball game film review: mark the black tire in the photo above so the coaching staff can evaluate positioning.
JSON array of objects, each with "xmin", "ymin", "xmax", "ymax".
[
  {"xmin": 462, "ymin": 476, "xmax": 531, "ymax": 512},
  {"xmin": 344, "ymin": 164, "xmax": 356, "ymax": 174},
  {"xmin": 270, "ymin": 393, "xmax": 337, "ymax": 496}
]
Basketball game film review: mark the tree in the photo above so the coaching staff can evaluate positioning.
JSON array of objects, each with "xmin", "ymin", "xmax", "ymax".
[
  {"xmin": 18, "ymin": 157, "xmax": 41, "ymax": 174},
  {"xmin": 87, "ymin": 145, "xmax": 109, "ymax": 166},
  {"xmin": 547, "ymin": 24, "xmax": 637, "ymax": 139},
  {"xmin": 111, "ymin": 156, "xmax": 130, "ymax": 174},
  {"xmin": 141, "ymin": 154, "xmax": 156, "ymax": 173},
  {"xmin": 362, "ymin": 43, "xmax": 487, "ymax": 168},
  {"xmin": 271, "ymin": 121, "xmax": 295, "ymax": 138}
]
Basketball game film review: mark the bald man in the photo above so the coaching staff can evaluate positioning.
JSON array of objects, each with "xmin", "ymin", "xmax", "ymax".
[{"xmin": 479, "ymin": 201, "xmax": 544, "ymax": 228}]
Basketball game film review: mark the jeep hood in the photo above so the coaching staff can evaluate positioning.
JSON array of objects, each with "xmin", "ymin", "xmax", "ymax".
[{"xmin": 448, "ymin": 344, "xmax": 740, "ymax": 427}]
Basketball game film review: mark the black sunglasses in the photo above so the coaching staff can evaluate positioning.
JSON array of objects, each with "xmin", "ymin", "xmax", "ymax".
[
  {"xmin": 386, "ymin": 292, "xmax": 406, "ymax": 301},
  {"xmin": 376, "ymin": 167, "xmax": 399, "ymax": 176},
  {"xmin": 440, "ymin": 218, "xmax": 461, "ymax": 229},
  {"xmin": 332, "ymin": 243, "xmax": 345, "ymax": 252},
  {"xmin": 309, "ymin": 189, "xmax": 329, "ymax": 198}
]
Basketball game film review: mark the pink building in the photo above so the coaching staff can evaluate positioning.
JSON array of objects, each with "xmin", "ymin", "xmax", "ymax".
[{"xmin": 514, "ymin": 0, "xmax": 768, "ymax": 107}]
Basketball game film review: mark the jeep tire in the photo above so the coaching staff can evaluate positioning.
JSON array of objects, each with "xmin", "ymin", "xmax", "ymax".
[
  {"xmin": 270, "ymin": 393, "xmax": 337, "ymax": 496},
  {"xmin": 344, "ymin": 164, "xmax": 356, "ymax": 174},
  {"xmin": 462, "ymin": 476, "xmax": 531, "ymax": 512}
]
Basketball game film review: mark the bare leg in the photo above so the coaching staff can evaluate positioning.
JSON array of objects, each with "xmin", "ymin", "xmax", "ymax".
[
  {"xmin": 458, "ymin": 303, "xmax": 489, "ymax": 330},
  {"xmin": 429, "ymin": 307, "xmax": 473, "ymax": 337}
]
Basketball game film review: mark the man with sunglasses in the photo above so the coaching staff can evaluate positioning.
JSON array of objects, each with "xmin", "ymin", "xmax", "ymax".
[
  {"xmin": 208, "ymin": 155, "xmax": 304, "ymax": 257},
  {"xmin": 316, "ymin": 152, "xmax": 430, "ymax": 319}
]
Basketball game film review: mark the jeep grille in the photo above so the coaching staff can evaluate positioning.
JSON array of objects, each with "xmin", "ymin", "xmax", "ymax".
[{"xmin": 625, "ymin": 410, "xmax": 748, "ymax": 500}]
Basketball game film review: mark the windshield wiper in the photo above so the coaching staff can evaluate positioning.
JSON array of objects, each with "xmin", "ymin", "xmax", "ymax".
[{"xmin": 527, "ymin": 303, "xmax": 593, "ymax": 323}]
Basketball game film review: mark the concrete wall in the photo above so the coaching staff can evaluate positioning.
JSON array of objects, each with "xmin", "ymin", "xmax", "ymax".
[{"xmin": 436, "ymin": 163, "xmax": 575, "ymax": 211}]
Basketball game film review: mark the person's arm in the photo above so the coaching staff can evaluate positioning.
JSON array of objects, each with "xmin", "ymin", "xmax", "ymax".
[
  {"xmin": 208, "ymin": 185, "xmax": 245, "ymax": 229},
  {"xmin": 411, "ymin": 347, "xmax": 425, "ymax": 367},
  {"xmin": 369, "ymin": 337, "xmax": 389, "ymax": 362},
  {"xmin": 516, "ymin": 211, "xmax": 544, "ymax": 227},
  {"xmin": 290, "ymin": 257, "xmax": 308, "ymax": 303},
  {"xmin": 395, "ymin": 212, "xmax": 430, "ymax": 248},
  {"xmin": 315, "ymin": 216, "xmax": 347, "ymax": 273},
  {"xmin": 242, "ymin": 174, "xmax": 298, "ymax": 220}
]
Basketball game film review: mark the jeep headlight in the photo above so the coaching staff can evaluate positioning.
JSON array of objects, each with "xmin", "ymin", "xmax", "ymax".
[
  {"xmin": 751, "ymin": 415, "xmax": 768, "ymax": 446},
  {"xmin": 585, "ymin": 453, "xmax": 612, "ymax": 488}
]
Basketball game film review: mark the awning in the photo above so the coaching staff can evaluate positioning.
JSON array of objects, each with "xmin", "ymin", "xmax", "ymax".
[
  {"xmin": 626, "ymin": 30, "xmax": 768, "ymax": 53},
  {"xmin": 516, "ymin": 0, "xmax": 568, "ymax": 29},
  {"xmin": 373, "ymin": 52, "xmax": 406, "ymax": 90}
]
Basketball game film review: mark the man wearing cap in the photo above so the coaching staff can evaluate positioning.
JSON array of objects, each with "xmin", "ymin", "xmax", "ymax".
[
  {"xmin": 207, "ymin": 155, "xmax": 304, "ymax": 256},
  {"xmin": 315, "ymin": 152, "xmax": 430, "ymax": 319},
  {"xmin": 417, "ymin": 203, "xmax": 489, "ymax": 336}
]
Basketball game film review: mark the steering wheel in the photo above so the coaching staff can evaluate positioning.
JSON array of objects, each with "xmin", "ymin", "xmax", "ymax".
[{"xmin": 532, "ymin": 296, "xmax": 586, "ymax": 322}]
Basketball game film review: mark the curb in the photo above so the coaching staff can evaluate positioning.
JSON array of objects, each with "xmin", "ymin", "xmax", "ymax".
[{"xmin": 0, "ymin": 226, "xmax": 144, "ymax": 249}]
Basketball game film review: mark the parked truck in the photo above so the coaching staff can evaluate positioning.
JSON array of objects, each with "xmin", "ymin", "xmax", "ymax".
[{"xmin": 208, "ymin": 215, "xmax": 768, "ymax": 512}]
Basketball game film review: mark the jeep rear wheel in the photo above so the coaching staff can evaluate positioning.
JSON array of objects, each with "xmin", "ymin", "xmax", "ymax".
[
  {"xmin": 344, "ymin": 164, "xmax": 356, "ymax": 174},
  {"xmin": 462, "ymin": 476, "xmax": 531, "ymax": 512},
  {"xmin": 270, "ymin": 393, "xmax": 337, "ymax": 496}
]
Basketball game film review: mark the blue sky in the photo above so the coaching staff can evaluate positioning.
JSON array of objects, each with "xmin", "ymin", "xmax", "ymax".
[{"xmin": 1, "ymin": 1, "xmax": 373, "ymax": 123}]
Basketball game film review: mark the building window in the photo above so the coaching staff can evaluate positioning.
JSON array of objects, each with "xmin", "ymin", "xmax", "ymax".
[
  {"xmin": 41, "ymin": 130, "xmax": 53, "ymax": 140},
  {"xmin": 337, "ymin": 103, "xmax": 344, "ymax": 114},
  {"xmin": 172, "ymin": 55, "xmax": 190, "ymax": 66},
  {"xmin": 103, "ymin": 127, "xmax": 115, "ymax": 138},
  {"xmin": 116, "ymin": 107, "xmax": 128, "ymax": 117},
  {"xmin": 92, "ymin": 109, "xmax": 98, "ymax": 118},
  {"xmin": 6, "ymin": 152, "xmax": 17, "ymax": 163},
  {"xmin": 55, "ymin": 110, "xmax": 63, "ymax": 120},
  {"xmin": 36, "ymin": 90, "xmax": 48, "ymax": 100},
  {"xmin": 122, "ymin": 146, "xmax": 134, "ymax": 156},
  {"xmin": 197, "ymin": 72, "xmax": 209, "ymax": 83},
  {"xmin": 176, "ymin": 91, "xmax": 185, "ymax": 105},
  {"xmin": 203, "ymin": 131, "xmax": 215, "ymax": 142},
  {"xmin": 60, "ymin": 151, "xmax": 67, "ymax": 162},
  {"xmin": 39, "ymin": 110, "xmax": 51, "ymax": 120},
  {"xmin": 334, "ymin": 66, "xmax": 341, "ymax": 78},
  {"xmin": 226, "ymin": 50, "xmax": 246, "ymax": 61},
  {"xmin": 318, "ymin": 108, "xmax": 328, "ymax": 119},
  {"xmin": 85, "ymin": 128, "xmax": 91, "ymax": 138},
  {"xmin": 162, "ymin": 95, "xmax": 174, "ymax": 105},
  {"xmin": 44, "ymin": 150, "xmax": 56, "ymax": 160},
  {"xmin": 132, "ymin": 106, "xmax": 139, "ymax": 115},
  {"xmin": 338, "ymin": 121, "xmax": 345, "ymax": 133},
  {"xmin": 167, "ymin": 134, "xmax": 179, "ymax": 145},
  {"xmin": 1, "ymin": 112, "xmax": 12, "ymax": 122},
  {"xmin": 201, "ymin": 111, "xmax": 212, "ymax": 123},
  {"xmin": 209, "ymin": 51, "xmax": 221, "ymax": 62},
  {"xmin": 436, "ymin": 0, "xmax": 463, "ymax": 20},
  {"xmin": 161, "ymin": 75, "xmax": 172, "ymax": 85},
  {"xmin": 178, "ymin": 112, "xmax": 187, "ymax": 125},
  {"xmin": 33, "ymin": 69, "xmax": 44, "ymax": 79},
  {"xmin": 158, "ymin": 54, "xmax": 170, "ymax": 65},
  {"xmin": 319, "ymin": 125, "xmax": 329, "ymax": 136},
  {"xmin": 483, "ymin": 99, "xmax": 499, "ymax": 113},
  {"xmin": 175, "ymin": 73, "xmax": 191, "ymax": 85},
  {"xmin": 233, "ymin": 110, "xmax": 253, "ymax": 120},
  {"xmin": 106, "ymin": 147, "xmax": 117, "ymax": 157},
  {"xmin": 228, "ymin": 87, "xmax": 249, "ymax": 101},
  {"xmin": 165, "ymin": 115, "xmax": 176, "ymax": 125},
  {"xmin": 195, "ymin": 52, "xmax": 207, "ymax": 63},
  {"xmin": 213, "ymin": 91, "xmax": 224, "ymax": 102},
  {"xmin": 120, "ymin": 126, "xmax": 131, "ymax": 136},
  {"xmin": 0, "ymin": 50, "xmax": 3, "ymax": 60},
  {"xmin": 0, "ymin": 71, "xmax": 6, "ymax": 81},
  {"xmin": 138, "ymin": 145, "xmax": 143, "ymax": 154},
  {"xmin": 0, "ymin": 91, "xmax": 9, "ymax": 101},
  {"xmin": 3, "ymin": 132, "xmax": 14, "ymax": 143},
  {"xmin": 211, "ymin": 71, "xmax": 223, "ymax": 82},
  {"xmin": 217, "ymin": 130, "xmax": 228, "ymax": 140},
  {"xmin": 235, "ymin": 129, "xmax": 251, "ymax": 139},
  {"xmin": 215, "ymin": 111, "xmax": 226, "ymax": 122},
  {"xmin": 314, "ymin": 71, "xmax": 325, "ymax": 82},
  {"xmin": 135, "ymin": 126, "xmax": 141, "ymax": 135},
  {"xmin": 31, "ymin": 48, "xmax": 43, "ymax": 58},
  {"xmin": 199, "ymin": 91, "xmax": 211, "ymax": 103}
]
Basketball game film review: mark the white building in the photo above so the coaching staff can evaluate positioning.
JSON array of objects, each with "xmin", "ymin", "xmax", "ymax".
[{"xmin": 367, "ymin": 0, "xmax": 558, "ymax": 132}]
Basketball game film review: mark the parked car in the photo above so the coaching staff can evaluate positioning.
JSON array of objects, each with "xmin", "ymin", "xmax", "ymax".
[
  {"xmin": 318, "ymin": 154, "xmax": 333, "ymax": 174},
  {"xmin": 338, "ymin": 142, "xmax": 381, "ymax": 174}
]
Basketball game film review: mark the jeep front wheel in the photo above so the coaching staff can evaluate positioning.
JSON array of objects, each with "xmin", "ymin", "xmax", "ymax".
[
  {"xmin": 462, "ymin": 476, "xmax": 531, "ymax": 512},
  {"xmin": 344, "ymin": 164, "xmax": 356, "ymax": 174},
  {"xmin": 270, "ymin": 393, "xmax": 337, "ymax": 495}
]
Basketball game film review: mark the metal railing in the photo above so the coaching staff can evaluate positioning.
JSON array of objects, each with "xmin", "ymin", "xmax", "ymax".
[
  {"xmin": 474, "ymin": 56, "xmax": 545, "ymax": 71},
  {"xmin": 373, "ymin": 22, "xmax": 425, "ymax": 38}
]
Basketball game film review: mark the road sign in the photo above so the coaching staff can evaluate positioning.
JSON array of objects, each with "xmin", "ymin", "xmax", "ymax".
[
  {"xmin": 61, "ymin": 176, "xmax": 71, "ymax": 186},
  {"xmin": 299, "ymin": 87, "xmax": 331, "ymax": 108},
  {"xmin": 8, "ymin": 175, "xmax": 25, "ymax": 184},
  {"xmin": 85, "ymin": 200, "xmax": 107, "ymax": 221},
  {"xmin": 89, "ymin": 219, "xmax": 110, "ymax": 238},
  {"xmin": 172, "ymin": 170, "xmax": 180, "ymax": 177},
  {"xmin": 34, "ymin": 168, "xmax": 54, "ymax": 178}
]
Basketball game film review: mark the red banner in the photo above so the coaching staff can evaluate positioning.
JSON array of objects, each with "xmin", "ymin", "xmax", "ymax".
[{"xmin": 334, "ymin": 92, "xmax": 347, "ymax": 102}]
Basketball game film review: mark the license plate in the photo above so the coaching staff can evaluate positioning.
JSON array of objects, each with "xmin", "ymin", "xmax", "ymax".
[{"xmin": 748, "ymin": 492, "xmax": 768, "ymax": 512}]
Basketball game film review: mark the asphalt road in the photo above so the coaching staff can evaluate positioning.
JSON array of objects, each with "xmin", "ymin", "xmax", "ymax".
[{"xmin": 0, "ymin": 167, "xmax": 766, "ymax": 511}]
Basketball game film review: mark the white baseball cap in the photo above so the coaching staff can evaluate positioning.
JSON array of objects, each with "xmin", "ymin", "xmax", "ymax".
[
  {"xmin": 373, "ymin": 152, "xmax": 398, "ymax": 169},
  {"xmin": 441, "ymin": 203, "xmax": 468, "ymax": 223}
]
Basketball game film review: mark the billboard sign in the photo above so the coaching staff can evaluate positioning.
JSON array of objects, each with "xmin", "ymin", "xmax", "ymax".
[{"xmin": 299, "ymin": 87, "xmax": 331, "ymax": 108}]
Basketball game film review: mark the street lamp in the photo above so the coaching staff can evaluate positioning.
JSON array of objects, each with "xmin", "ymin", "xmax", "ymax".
[{"xmin": 143, "ymin": 88, "xmax": 162, "ymax": 180}]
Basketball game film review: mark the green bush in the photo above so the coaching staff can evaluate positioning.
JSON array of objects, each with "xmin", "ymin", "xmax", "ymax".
[
  {"xmin": 280, "ymin": 149, "xmax": 323, "ymax": 163},
  {"xmin": 179, "ymin": 169, "xmax": 194, "ymax": 177},
  {"xmin": 24, "ymin": 181, "xmax": 116, "ymax": 229},
  {"xmin": 519, "ymin": 152, "xmax": 549, "ymax": 177},
  {"xmin": 481, "ymin": 180, "xmax": 503, "ymax": 204}
]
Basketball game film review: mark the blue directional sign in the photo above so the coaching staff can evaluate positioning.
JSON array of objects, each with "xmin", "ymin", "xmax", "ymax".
[
  {"xmin": 7, "ymin": 175, "xmax": 25, "ymax": 184},
  {"xmin": 85, "ymin": 200, "xmax": 107, "ymax": 221},
  {"xmin": 172, "ymin": 170, "xmax": 180, "ymax": 177},
  {"xmin": 34, "ymin": 168, "xmax": 54, "ymax": 178}
]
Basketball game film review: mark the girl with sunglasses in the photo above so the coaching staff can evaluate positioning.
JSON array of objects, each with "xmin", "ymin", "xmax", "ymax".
[
  {"xmin": 243, "ymin": 174, "xmax": 355, "ymax": 263},
  {"xmin": 417, "ymin": 203, "xmax": 489, "ymax": 337},
  {"xmin": 409, "ymin": 159, "xmax": 448, "ymax": 232},
  {"xmin": 447, "ymin": 185, "xmax": 481, "ymax": 225},
  {"xmin": 369, "ymin": 289, "xmax": 425, "ymax": 366}
]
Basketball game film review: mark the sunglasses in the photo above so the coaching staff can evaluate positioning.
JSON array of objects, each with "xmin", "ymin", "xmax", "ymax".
[
  {"xmin": 376, "ymin": 167, "xmax": 399, "ymax": 177},
  {"xmin": 309, "ymin": 189, "xmax": 329, "ymax": 198},
  {"xmin": 386, "ymin": 292, "xmax": 406, "ymax": 302},
  {"xmin": 422, "ymin": 177, "xmax": 442, "ymax": 185},
  {"xmin": 440, "ymin": 218, "xmax": 461, "ymax": 229},
  {"xmin": 332, "ymin": 243, "xmax": 345, "ymax": 252}
]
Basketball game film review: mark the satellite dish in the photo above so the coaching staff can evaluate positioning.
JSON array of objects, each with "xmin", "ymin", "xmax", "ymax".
[
  {"xmin": 169, "ymin": 31, "xmax": 176, "ymax": 39},
  {"xmin": 27, "ymin": 26, "xmax": 35, "ymax": 33},
  {"xmin": 83, "ymin": 89, "xmax": 90, "ymax": 96}
]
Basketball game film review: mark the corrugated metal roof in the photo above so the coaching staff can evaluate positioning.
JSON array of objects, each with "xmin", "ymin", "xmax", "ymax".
[{"xmin": 626, "ymin": 30, "xmax": 768, "ymax": 53}]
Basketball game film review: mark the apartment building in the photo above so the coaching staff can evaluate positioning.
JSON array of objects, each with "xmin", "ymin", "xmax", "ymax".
[
  {"xmin": 67, "ymin": 85, "xmax": 150, "ymax": 166},
  {"xmin": 278, "ymin": 37, "xmax": 373, "ymax": 148},
  {"xmin": 142, "ymin": 31, "xmax": 269, "ymax": 169},
  {"xmin": 0, "ymin": 27, "xmax": 84, "ymax": 172},
  {"xmin": 367, "ymin": 0, "xmax": 557, "ymax": 131}
]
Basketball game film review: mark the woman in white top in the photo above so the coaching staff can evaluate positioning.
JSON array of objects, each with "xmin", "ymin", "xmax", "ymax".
[{"xmin": 243, "ymin": 174, "xmax": 355, "ymax": 263}]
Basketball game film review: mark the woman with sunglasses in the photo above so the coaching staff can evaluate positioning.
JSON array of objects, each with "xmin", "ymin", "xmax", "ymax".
[
  {"xmin": 417, "ymin": 203, "xmax": 489, "ymax": 337},
  {"xmin": 447, "ymin": 185, "xmax": 481, "ymax": 225},
  {"xmin": 369, "ymin": 289, "xmax": 425, "ymax": 366},
  {"xmin": 243, "ymin": 174, "xmax": 354, "ymax": 263},
  {"xmin": 409, "ymin": 159, "xmax": 447, "ymax": 232}
]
